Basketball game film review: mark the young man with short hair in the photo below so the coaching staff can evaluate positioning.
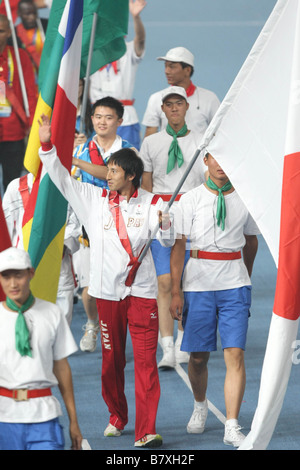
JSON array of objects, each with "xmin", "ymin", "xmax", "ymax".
[
  {"xmin": 72, "ymin": 96, "xmax": 134, "ymax": 352},
  {"xmin": 170, "ymin": 153, "xmax": 259, "ymax": 447},
  {"xmin": 140, "ymin": 86, "xmax": 206, "ymax": 369},
  {"xmin": 38, "ymin": 114, "xmax": 174, "ymax": 448},
  {"xmin": 142, "ymin": 47, "xmax": 220, "ymax": 138},
  {"xmin": 0, "ymin": 247, "xmax": 82, "ymax": 450}
]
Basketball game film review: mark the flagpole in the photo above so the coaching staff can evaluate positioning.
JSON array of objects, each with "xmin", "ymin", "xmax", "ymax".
[
  {"xmin": 79, "ymin": 12, "xmax": 98, "ymax": 134},
  {"xmin": 138, "ymin": 146, "xmax": 203, "ymax": 263},
  {"xmin": 4, "ymin": 0, "xmax": 30, "ymax": 118}
]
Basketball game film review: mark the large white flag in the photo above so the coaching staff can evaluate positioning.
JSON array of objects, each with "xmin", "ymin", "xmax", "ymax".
[{"xmin": 201, "ymin": 0, "xmax": 300, "ymax": 450}]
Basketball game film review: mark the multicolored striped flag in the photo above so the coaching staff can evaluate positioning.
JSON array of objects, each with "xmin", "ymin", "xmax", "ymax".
[
  {"xmin": 22, "ymin": 0, "xmax": 83, "ymax": 302},
  {"xmin": 38, "ymin": 0, "xmax": 129, "ymax": 88},
  {"xmin": 0, "ymin": 195, "xmax": 12, "ymax": 300},
  {"xmin": 200, "ymin": 0, "xmax": 300, "ymax": 450}
]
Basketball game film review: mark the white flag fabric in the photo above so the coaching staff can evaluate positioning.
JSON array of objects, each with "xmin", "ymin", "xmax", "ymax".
[
  {"xmin": 204, "ymin": 0, "xmax": 296, "ymax": 265},
  {"xmin": 200, "ymin": 0, "xmax": 300, "ymax": 450}
]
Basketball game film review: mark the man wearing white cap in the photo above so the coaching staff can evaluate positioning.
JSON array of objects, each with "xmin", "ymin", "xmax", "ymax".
[
  {"xmin": 142, "ymin": 47, "xmax": 220, "ymax": 138},
  {"xmin": 0, "ymin": 247, "xmax": 83, "ymax": 450},
  {"xmin": 140, "ymin": 86, "xmax": 206, "ymax": 369}
]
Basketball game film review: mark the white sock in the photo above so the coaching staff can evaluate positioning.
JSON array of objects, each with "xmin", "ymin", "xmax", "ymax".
[
  {"xmin": 194, "ymin": 399, "xmax": 207, "ymax": 409},
  {"xmin": 161, "ymin": 336, "xmax": 174, "ymax": 349},
  {"xmin": 176, "ymin": 329, "xmax": 184, "ymax": 344},
  {"xmin": 225, "ymin": 418, "xmax": 238, "ymax": 427}
]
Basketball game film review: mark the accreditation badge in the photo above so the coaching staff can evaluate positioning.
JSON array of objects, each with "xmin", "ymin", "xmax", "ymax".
[{"xmin": 0, "ymin": 98, "xmax": 12, "ymax": 117}]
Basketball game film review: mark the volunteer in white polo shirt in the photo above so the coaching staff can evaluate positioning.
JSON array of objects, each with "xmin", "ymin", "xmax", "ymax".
[
  {"xmin": 170, "ymin": 152, "xmax": 259, "ymax": 447},
  {"xmin": 89, "ymin": 0, "xmax": 146, "ymax": 149},
  {"xmin": 0, "ymin": 247, "xmax": 82, "ymax": 450},
  {"xmin": 140, "ymin": 86, "xmax": 206, "ymax": 369},
  {"xmin": 38, "ymin": 113, "xmax": 174, "ymax": 448},
  {"xmin": 142, "ymin": 46, "xmax": 220, "ymax": 139}
]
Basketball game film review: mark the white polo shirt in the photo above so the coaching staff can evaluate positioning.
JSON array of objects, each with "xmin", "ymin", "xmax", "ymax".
[
  {"xmin": 0, "ymin": 299, "xmax": 78, "ymax": 423},
  {"xmin": 140, "ymin": 129, "xmax": 206, "ymax": 196},
  {"xmin": 175, "ymin": 185, "xmax": 260, "ymax": 292},
  {"xmin": 142, "ymin": 85, "xmax": 220, "ymax": 136},
  {"xmin": 89, "ymin": 41, "xmax": 144, "ymax": 127}
]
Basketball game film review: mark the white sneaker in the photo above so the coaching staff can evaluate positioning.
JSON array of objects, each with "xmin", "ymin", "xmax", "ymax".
[
  {"xmin": 187, "ymin": 399, "xmax": 208, "ymax": 434},
  {"xmin": 80, "ymin": 322, "xmax": 100, "ymax": 352},
  {"xmin": 223, "ymin": 421, "xmax": 245, "ymax": 447},
  {"xmin": 158, "ymin": 342, "xmax": 175, "ymax": 369},
  {"xmin": 104, "ymin": 423, "xmax": 122, "ymax": 437}
]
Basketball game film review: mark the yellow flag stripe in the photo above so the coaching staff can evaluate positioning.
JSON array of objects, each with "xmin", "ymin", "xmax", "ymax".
[
  {"xmin": 29, "ymin": 224, "xmax": 66, "ymax": 303},
  {"xmin": 24, "ymin": 94, "xmax": 52, "ymax": 176}
]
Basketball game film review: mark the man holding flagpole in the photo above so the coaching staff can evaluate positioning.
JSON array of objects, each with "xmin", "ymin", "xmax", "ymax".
[
  {"xmin": 170, "ymin": 152, "xmax": 259, "ymax": 447},
  {"xmin": 38, "ymin": 113, "xmax": 174, "ymax": 448}
]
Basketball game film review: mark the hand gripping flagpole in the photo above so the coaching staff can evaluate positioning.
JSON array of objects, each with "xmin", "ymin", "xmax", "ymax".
[
  {"xmin": 125, "ymin": 145, "xmax": 205, "ymax": 286},
  {"xmin": 138, "ymin": 145, "xmax": 205, "ymax": 264},
  {"xmin": 4, "ymin": 0, "xmax": 30, "ymax": 118}
]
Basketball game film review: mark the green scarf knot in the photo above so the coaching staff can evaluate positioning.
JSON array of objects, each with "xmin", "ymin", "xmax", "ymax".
[
  {"xmin": 206, "ymin": 177, "xmax": 232, "ymax": 231},
  {"xmin": 6, "ymin": 292, "xmax": 35, "ymax": 357},
  {"xmin": 166, "ymin": 123, "xmax": 188, "ymax": 174}
]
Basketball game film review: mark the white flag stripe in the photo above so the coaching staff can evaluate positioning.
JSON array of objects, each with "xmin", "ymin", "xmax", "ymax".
[
  {"xmin": 197, "ymin": 0, "xmax": 300, "ymax": 450},
  {"xmin": 204, "ymin": 0, "xmax": 297, "ymax": 265},
  {"xmin": 239, "ymin": 0, "xmax": 300, "ymax": 449},
  {"xmin": 58, "ymin": 18, "xmax": 83, "ymax": 107},
  {"xmin": 239, "ymin": 315, "xmax": 299, "ymax": 450}
]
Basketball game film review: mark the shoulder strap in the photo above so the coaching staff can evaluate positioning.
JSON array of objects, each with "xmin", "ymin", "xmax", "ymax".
[
  {"xmin": 151, "ymin": 194, "xmax": 160, "ymax": 205},
  {"xmin": 18, "ymin": 174, "xmax": 30, "ymax": 209},
  {"xmin": 88, "ymin": 140, "xmax": 106, "ymax": 166}
]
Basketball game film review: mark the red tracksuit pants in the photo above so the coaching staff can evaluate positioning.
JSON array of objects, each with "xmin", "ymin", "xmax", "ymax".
[{"xmin": 96, "ymin": 296, "xmax": 160, "ymax": 441}]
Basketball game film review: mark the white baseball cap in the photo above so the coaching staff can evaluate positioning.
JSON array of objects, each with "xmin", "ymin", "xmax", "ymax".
[
  {"xmin": 161, "ymin": 86, "xmax": 188, "ymax": 103},
  {"xmin": 157, "ymin": 47, "xmax": 194, "ymax": 67},
  {"xmin": 0, "ymin": 247, "xmax": 32, "ymax": 273}
]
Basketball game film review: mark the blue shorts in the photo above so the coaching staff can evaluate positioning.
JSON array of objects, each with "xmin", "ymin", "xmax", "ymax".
[
  {"xmin": 0, "ymin": 418, "xmax": 65, "ymax": 450},
  {"xmin": 151, "ymin": 239, "xmax": 190, "ymax": 277},
  {"xmin": 181, "ymin": 287, "xmax": 252, "ymax": 352}
]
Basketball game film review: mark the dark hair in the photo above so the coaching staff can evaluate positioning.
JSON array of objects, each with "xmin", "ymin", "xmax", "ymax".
[
  {"xmin": 181, "ymin": 62, "xmax": 194, "ymax": 77},
  {"xmin": 108, "ymin": 148, "xmax": 144, "ymax": 188},
  {"xmin": 18, "ymin": 0, "xmax": 36, "ymax": 12},
  {"xmin": 91, "ymin": 96, "xmax": 124, "ymax": 119}
]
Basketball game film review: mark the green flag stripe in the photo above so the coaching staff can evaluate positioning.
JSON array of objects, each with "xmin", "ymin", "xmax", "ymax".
[{"xmin": 28, "ymin": 174, "xmax": 68, "ymax": 269}]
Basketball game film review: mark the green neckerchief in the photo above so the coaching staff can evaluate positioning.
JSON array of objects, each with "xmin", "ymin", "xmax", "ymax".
[
  {"xmin": 166, "ymin": 123, "xmax": 188, "ymax": 174},
  {"xmin": 206, "ymin": 177, "xmax": 233, "ymax": 231},
  {"xmin": 6, "ymin": 292, "xmax": 35, "ymax": 357}
]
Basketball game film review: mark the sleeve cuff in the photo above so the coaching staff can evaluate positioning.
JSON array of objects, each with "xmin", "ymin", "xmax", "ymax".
[{"xmin": 41, "ymin": 141, "xmax": 53, "ymax": 152}]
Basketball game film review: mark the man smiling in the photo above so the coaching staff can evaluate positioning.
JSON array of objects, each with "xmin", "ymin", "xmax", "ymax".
[{"xmin": 72, "ymin": 96, "xmax": 134, "ymax": 353}]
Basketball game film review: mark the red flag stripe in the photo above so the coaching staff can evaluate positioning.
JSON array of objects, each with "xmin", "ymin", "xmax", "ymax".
[
  {"xmin": 273, "ymin": 151, "xmax": 300, "ymax": 321},
  {"xmin": 51, "ymin": 85, "xmax": 77, "ymax": 171}
]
